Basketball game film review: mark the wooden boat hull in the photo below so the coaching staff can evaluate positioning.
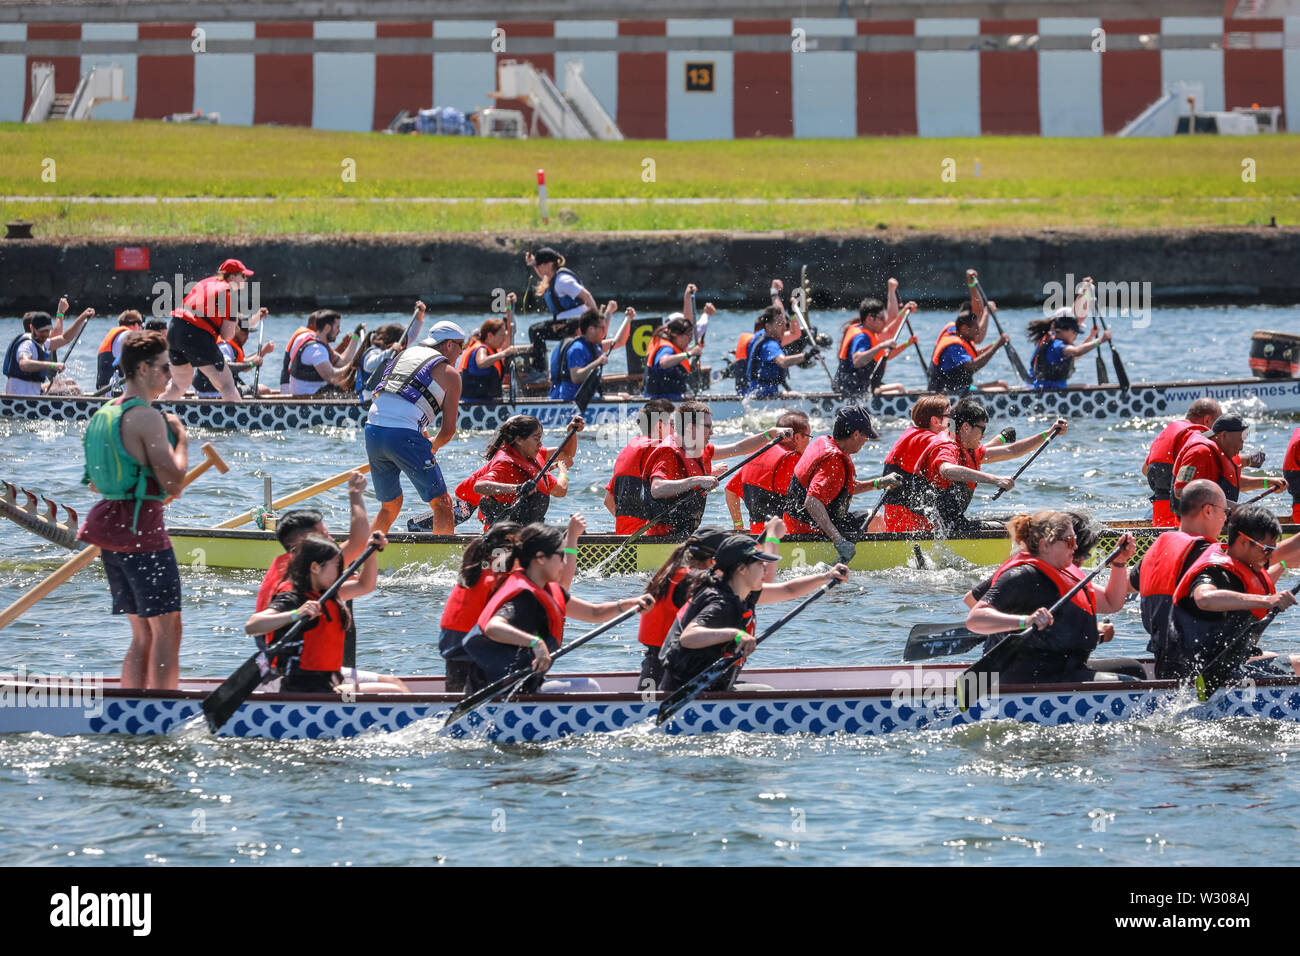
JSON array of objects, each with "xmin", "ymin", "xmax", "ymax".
[
  {"xmin": 2, "ymin": 664, "xmax": 1297, "ymax": 743},
  {"xmin": 4, "ymin": 376, "xmax": 1299, "ymax": 431}
]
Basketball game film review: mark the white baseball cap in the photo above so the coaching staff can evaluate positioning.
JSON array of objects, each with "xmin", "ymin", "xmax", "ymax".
[{"xmin": 420, "ymin": 320, "xmax": 467, "ymax": 345}]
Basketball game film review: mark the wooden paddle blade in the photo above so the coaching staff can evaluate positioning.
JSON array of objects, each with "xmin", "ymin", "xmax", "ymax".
[{"xmin": 201, "ymin": 653, "xmax": 274, "ymax": 731}]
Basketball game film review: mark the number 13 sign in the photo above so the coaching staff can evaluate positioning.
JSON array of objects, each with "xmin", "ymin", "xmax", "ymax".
[{"xmin": 685, "ymin": 62, "xmax": 714, "ymax": 92}]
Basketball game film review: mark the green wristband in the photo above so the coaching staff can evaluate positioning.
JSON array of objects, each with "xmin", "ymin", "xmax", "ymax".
[
  {"xmin": 734, "ymin": 631, "xmax": 746, "ymax": 645},
  {"xmin": 529, "ymin": 637, "xmax": 539, "ymax": 648},
  {"xmin": 56, "ymin": 311, "xmax": 66, "ymax": 319},
  {"xmin": 290, "ymin": 609, "xmax": 299, "ymax": 622},
  {"xmin": 764, "ymin": 537, "xmax": 780, "ymax": 544},
  {"xmin": 563, "ymin": 547, "xmax": 578, "ymax": 555}
]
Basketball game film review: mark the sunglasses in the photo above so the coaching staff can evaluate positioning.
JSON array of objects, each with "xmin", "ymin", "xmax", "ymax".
[{"xmin": 1237, "ymin": 531, "xmax": 1277, "ymax": 556}]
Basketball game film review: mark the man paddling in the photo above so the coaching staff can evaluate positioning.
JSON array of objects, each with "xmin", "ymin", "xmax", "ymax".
[
  {"xmin": 604, "ymin": 398, "xmax": 675, "ymax": 534},
  {"xmin": 4, "ymin": 306, "xmax": 95, "ymax": 396},
  {"xmin": 640, "ymin": 400, "xmax": 792, "ymax": 538},
  {"xmin": 366, "ymin": 321, "xmax": 465, "ymax": 535},
  {"xmin": 193, "ymin": 324, "xmax": 275, "ymax": 398},
  {"xmin": 740, "ymin": 306, "xmax": 816, "ymax": 398},
  {"xmin": 928, "ymin": 305, "xmax": 1010, "ymax": 393},
  {"xmin": 726, "ymin": 410, "xmax": 810, "ymax": 533},
  {"xmin": 783, "ymin": 405, "xmax": 896, "ymax": 562},
  {"xmin": 287, "ymin": 309, "xmax": 363, "ymax": 397},
  {"xmin": 1171, "ymin": 414, "xmax": 1286, "ymax": 510},
  {"xmin": 161, "ymin": 258, "xmax": 267, "ymax": 402},
  {"xmin": 911, "ymin": 398, "xmax": 1069, "ymax": 536},
  {"xmin": 834, "ymin": 283, "xmax": 917, "ymax": 397},
  {"xmin": 94, "ymin": 310, "xmax": 143, "ymax": 391},
  {"xmin": 77, "ymin": 330, "xmax": 188, "ymax": 690},
  {"xmin": 1143, "ymin": 398, "xmax": 1222, "ymax": 527},
  {"xmin": 1160, "ymin": 504, "xmax": 1300, "ymax": 681}
]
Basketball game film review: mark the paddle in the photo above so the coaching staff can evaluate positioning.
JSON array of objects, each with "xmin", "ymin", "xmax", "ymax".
[
  {"xmin": 955, "ymin": 541, "xmax": 1124, "ymax": 711},
  {"xmin": 93, "ymin": 373, "xmax": 122, "ymax": 397},
  {"xmin": 441, "ymin": 605, "xmax": 642, "ymax": 728},
  {"xmin": 1194, "ymin": 576, "xmax": 1300, "ymax": 702},
  {"xmin": 1091, "ymin": 318, "xmax": 1109, "ymax": 386},
  {"xmin": 251, "ymin": 313, "xmax": 266, "ymax": 394},
  {"xmin": 903, "ymin": 620, "xmax": 1017, "ymax": 661},
  {"xmin": 201, "ymin": 536, "xmax": 383, "ymax": 731},
  {"xmin": 970, "ymin": 277, "xmax": 1031, "ymax": 386},
  {"xmin": 591, "ymin": 434, "xmax": 787, "ymax": 576},
  {"xmin": 989, "ymin": 422, "xmax": 1064, "ymax": 502},
  {"xmin": 902, "ymin": 314, "xmax": 927, "ymax": 372},
  {"xmin": 506, "ymin": 299, "xmax": 518, "ymax": 407},
  {"xmin": 215, "ymin": 464, "xmax": 371, "ymax": 529},
  {"xmin": 790, "ymin": 303, "xmax": 835, "ymax": 390},
  {"xmin": 496, "ymin": 421, "xmax": 582, "ymax": 526},
  {"xmin": 362, "ymin": 304, "xmax": 422, "ymax": 397},
  {"xmin": 657, "ymin": 575, "xmax": 841, "ymax": 725},
  {"xmin": 0, "ymin": 442, "xmax": 228, "ymax": 632},
  {"xmin": 1233, "ymin": 486, "xmax": 1281, "ymax": 510},
  {"xmin": 1095, "ymin": 314, "xmax": 1130, "ymax": 391},
  {"xmin": 868, "ymin": 306, "xmax": 913, "ymax": 393}
]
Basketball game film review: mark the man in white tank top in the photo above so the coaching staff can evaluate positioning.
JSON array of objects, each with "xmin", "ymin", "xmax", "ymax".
[{"xmin": 365, "ymin": 321, "xmax": 465, "ymax": 534}]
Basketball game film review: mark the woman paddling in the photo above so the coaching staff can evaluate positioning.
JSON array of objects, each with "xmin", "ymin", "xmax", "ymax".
[
  {"xmin": 965, "ymin": 512, "xmax": 1142, "ymax": 683},
  {"xmin": 458, "ymin": 312, "xmax": 531, "ymax": 404},
  {"xmin": 244, "ymin": 532, "xmax": 410, "ymax": 694},
  {"xmin": 463, "ymin": 414, "xmax": 583, "ymax": 527},
  {"xmin": 439, "ymin": 522, "xmax": 521, "ymax": 693},
  {"xmin": 659, "ymin": 535, "xmax": 849, "ymax": 694},
  {"xmin": 1026, "ymin": 307, "xmax": 1108, "ymax": 390},
  {"xmin": 462, "ymin": 523, "xmax": 653, "ymax": 693},
  {"xmin": 643, "ymin": 316, "xmax": 703, "ymax": 401}
]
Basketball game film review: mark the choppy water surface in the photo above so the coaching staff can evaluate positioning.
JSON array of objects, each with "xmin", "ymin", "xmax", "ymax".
[{"xmin": 2, "ymin": 303, "xmax": 1300, "ymax": 866}]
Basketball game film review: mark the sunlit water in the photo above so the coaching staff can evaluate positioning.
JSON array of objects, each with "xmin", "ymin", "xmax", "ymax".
[{"xmin": 2, "ymin": 302, "xmax": 1299, "ymax": 866}]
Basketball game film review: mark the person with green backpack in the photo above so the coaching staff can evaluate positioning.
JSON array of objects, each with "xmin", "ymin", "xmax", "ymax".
[{"xmin": 77, "ymin": 330, "xmax": 190, "ymax": 690}]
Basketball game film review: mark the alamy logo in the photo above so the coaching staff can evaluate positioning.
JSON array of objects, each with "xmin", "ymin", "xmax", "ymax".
[
  {"xmin": 0, "ymin": 667, "xmax": 103, "ymax": 718},
  {"xmin": 49, "ymin": 886, "xmax": 151, "ymax": 936},
  {"xmin": 150, "ymin": 274, "xmax": 261, "ymax": 321},
  {"xmin": 1041, "ymin": 272, "xmax": 1152, "ymax": 329}
]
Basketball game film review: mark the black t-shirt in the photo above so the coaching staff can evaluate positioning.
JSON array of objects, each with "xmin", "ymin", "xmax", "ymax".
[
  {"xmin": 1176, "ymin": 567, "xmax": 1242, "ymax": 622},
  {"xmin": 496, "ymin": 588, "xmax": 569, "ymax": 652},
  {"xmin": 661, "ymin": 583, "xmax": 759, "ymax": 690},
  {"xmin": 980, "ymin": 564, "xmax": 1098, "ymax": 660},
  {"xmin": 970, "ymin": 575, "xmax": 993, "ymax": 603}
]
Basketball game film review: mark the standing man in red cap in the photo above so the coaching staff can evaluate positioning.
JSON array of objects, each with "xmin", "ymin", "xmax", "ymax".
[
  {"xmin": 161, "ymin": 258, "xmax": 267, "ymax": 402},
  {"xmin": 1171, "ymin": 414, "xmax": 1286, "ymax": 509}
]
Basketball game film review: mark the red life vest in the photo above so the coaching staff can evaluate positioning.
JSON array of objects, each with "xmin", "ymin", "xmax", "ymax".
[
  {"xmin": 884, "ymin": 426, "xmax": 939, "ymax": 477},
  {"xmin": 609, "ymin": 435, "xmax": 658, "ymax": 531},
  {"xmin": 990, "ymin": 553, "xmax": 1096, "ymax": 616},
  {"xmin": 170, "ymin": 275, "xmax": 233, "ymax": 338},
  {"xmin": 476, "ymin": 569, "xmax": 567, "ymax": 647},
  {"xmin": 1172, "ymin": 544, "xmax": 1273, "ymax": 620},
  {"xmin": 1284, "ymin": 427, "xmax": 1300, "ymax": 521},
  {"xmin": 476, "ymin": 444, "xmax": 554, "ymax": 526},
  {"xmin": 642, "ymin": 439, "xmax": 715, "ymax": 536},
  {"xmin": 879, "ymin": 426, "xmax": 941, "ymax": 530},
  {"xmin": 638, "ymin": 567, "xmax": 689, "ymax": 648},
  {"xmin": 732, "ymin": 443, "xmax": 800, "ymax": 532},
  {"xmin": 455, "ymin": 463, "xmax": 491, "ymax": 510},
  {"xmin": 441, "ymin": 570, "xmax": 501, "ymax": 632},
  {"xmin": 256, "ymin": 552, "xmax": 293, "ymax": 612},
  {"xmin": 783, "ymin": 434, "xmax": 856, "ymax": 534},
  {"xmin": 1173, "ymin": 432, "xmax": 1241, "ymax": 502},
  {"xmin": 1138, "ymin": 530, "xmax": 1213, "ymax": 645},
  {"xmin": 734, "ymin": 332, "xmax": 756, "ymax": 362},
  {"xmin": 1145, "ymin": 419, "xmax": 1203, "ymax": 470},
  {"xmin": 294, "ymin": 590, "xmax": 348, "ymax": 672}
]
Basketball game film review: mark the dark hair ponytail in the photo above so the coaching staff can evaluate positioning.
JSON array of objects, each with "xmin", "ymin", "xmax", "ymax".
[
  {"xmin": 287, "ymin": 534, "xmax": 353, "ymax": 633},
  {"xmin": 485, "ymin": 415, "xmax": 543, "ymax": 460},
  {"xmin": 458, "ymin": 522, "xmax": 521, "ymax": 588},
  {"xmin": 1026, "ymin": 317, "xmax": 1055, "ymax": 343}
]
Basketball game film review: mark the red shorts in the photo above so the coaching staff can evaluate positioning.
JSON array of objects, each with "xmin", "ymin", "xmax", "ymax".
[{"xmin": 882, "ymin": 504, "xmax": 931, "ymax": 533}]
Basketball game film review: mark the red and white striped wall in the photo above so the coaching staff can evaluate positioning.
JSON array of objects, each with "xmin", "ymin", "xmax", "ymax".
[{"xmin": 4, "ymin": 16, "xmax": 1298, "ymax": 136}]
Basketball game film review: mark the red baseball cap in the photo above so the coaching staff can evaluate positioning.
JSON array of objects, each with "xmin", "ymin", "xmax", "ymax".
[{"xmin": 219, "ymin": 258, "xmax": 254, "ymax": 276}]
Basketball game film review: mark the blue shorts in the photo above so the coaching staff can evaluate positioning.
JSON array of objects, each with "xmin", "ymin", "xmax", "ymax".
[
  {"xmin": 100, "ymin": 547, "xmax": 183, "ymax": 618},
  {"xmin": 364, "ymin": 423, "xmax": 448, "ymax": 504}
]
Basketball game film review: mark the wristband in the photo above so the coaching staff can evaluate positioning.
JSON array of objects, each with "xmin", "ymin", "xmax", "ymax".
[
  {"xmin": 734, "ymin": 631, "xmax": 746, "ymax": 645},
  {"xmin": 562, "ymin": 547, "xmax": 578, "ymax": 555},
  {"xmin": 1041, "ymin": 429, "xmax": 1052, "ymax": 440},
  {"xmin": 968, "ymin": 279, "xmax": 977, "ymax": 288},
  {"xmin": 290, "ymin": 609, "xmax": 300, "ymax": 622},
  {"xmin": 56, "ymin": 311, "xmax": 66, "ymax": 319},
  {"xmin": 1281, "ymin": 560, "xmax": 1288, "ymax": 570},
  {"xmin": 529, "ymin": 637, "xmax": 539, "ymax": 648},
  {"xmin": 1019, "ymin": 616, "xmax": 1027, "ymax": 629},
  {"xmin": 871, "ymin": 477, "xmax": 880, "ymax": 489},
  {"xmin": 764, "ymin": 537, "xmax": 780, "ymax": 544}
]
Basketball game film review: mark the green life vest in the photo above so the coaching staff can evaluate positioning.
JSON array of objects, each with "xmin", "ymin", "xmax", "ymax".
[{"xmin": 81, "ymin": 397, "xmax": 168, "ymax": 532}]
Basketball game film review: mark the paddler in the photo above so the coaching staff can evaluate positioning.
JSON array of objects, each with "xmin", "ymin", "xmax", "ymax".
[
  {"xmin": 366, "ymin": 320, "xmax": 465, "ymax": 535},
  {"xmin": 439, "ymin": 522, "xmax": 522, "ymax": 693},
  {"xmin": 928, "ymin": 304, "xmax": 1010, "ymax": 393},
  {"xmin": 525, "ymin": 247, "xmax": 611, "ymax": 381},
  {"xmin": 193, "ymin": 324, "xmax": 275, "ymax": 398},
  {"xmin": 725, "ymin": 410, "xmax": 810, "ymax": 532},
  {"xmin": 730, "ymin": 281, "xmax": 802, "ymax": 393},
  {"xmin": 458, "ymin": 309, "xmax": 531, "ymax": 404},
  {"xmin": 1285, "ymin": 427, "xmax": 1300, "ymax": 524},
  {"xmin": 636, "ymin": 526, "xmax": 736, "ymax": 690},
  {"xmin": 910, "ymin": 398, "xmax": 1069, "ymax": 536},
  {"xmin": 94, "ymin": 310, "xmax": 142, "ymax": 391},
  {"xmin": 1026, "ymin": 306, "xmax": 1108, "ymax": 390},
  {"xmin": 287, "ymin": 309, "xmax": 363, "ymax": 397},
  {"xmin": 548, "ymin": 306, "xmax": 622, "ymax": 402},
  {"xmin": 467, "ymin": 414, "xmax": 583, "ymax": 527},
  {"xmin": 965, "ymin": 512, "xmax": 1142, "ymax": 683},
  {"xmin": 659, "ymin": 535, "xmax": 849, "ymax": 693},
  {"xmin": 462, "ymin": 522, "xmax": 654, "ymax": 693},
  {"xmin": 643, "ymin": 315, "xmax": 703, "ymax": 400},
  {"xmin": 76, "ymin": 330, "xmax": 188, "ymax": 690},
  {"xmin": 1160, "ymin": 504, "xmax": 1300, "ymax": 681},
  {"xmin": 640, "ymin": 401, "xmax": 793, "ymax": 539},
  {"xmin": 782, "ymin": 405, "xmax": 896, "ymax": 562},
  {"xmin": 4, "ymin": 305, "xmax": 95, "ymax": 396},
  {"xmin": 874, "ymin": 394, "xmax": 950, "ymax": 533},
  {"xmin": 1171, "ymin": 414, "xmax": 1286, "ymax": 510},
  {"xmin": 160, "ymin": 258, "xmax": 266, "ymax": 402},
  {"xmin": 834, "ymin": 284, "xmax": 918, "ymax": 397},
  {"xmin": 604, "ymin": 398, "xmax": 675, "ymax": 534},
  {"xmin": 244, "ymin": 532, "xmax": 408, "ymax": 695},
  {"xmin": 354, "ymin": 323, "xmax": 405, "ymax": 402},
  {"xmin": 1143, "ymin": 398, "xmax": 1222, "ymax": 527},
  {"xmin": 740, "ymin": 305, "xmax": 818, "ymax": 398}
]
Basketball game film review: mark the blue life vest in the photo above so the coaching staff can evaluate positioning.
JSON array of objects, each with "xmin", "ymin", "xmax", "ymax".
[
  {"xmin": 542, "ymin": 267, "xmax": 583, "ymax": 320},
  {"xmin": 3, "ymin": 333, "xmax": 51, "ymax": 384},
  {"xmin": 549, "ymin": 336, "xmax": 599, "ymax": 401},
  {"xmin": 355, "ymin": 345, "xmax": 387, "ymax": 399},
  {"xmin": 742, "ymin": 331, "xmax": 786, "ymax": 397},
  {"xmin": 643, "ymin": 340, "xmax": 689, "ymax": 398},
  {"xmin": 1030, "ymin": 335, "xmax": 1074, "ymax": 389}
]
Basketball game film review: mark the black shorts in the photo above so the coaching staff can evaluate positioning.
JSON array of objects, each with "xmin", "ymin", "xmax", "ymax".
[
  {"xmin": 168, "ymin": 319, "xmax": 226, "ymax": 371},
  {"xmin": 100, "ymin": 547, "xmax": 183, "ymax": 618}
]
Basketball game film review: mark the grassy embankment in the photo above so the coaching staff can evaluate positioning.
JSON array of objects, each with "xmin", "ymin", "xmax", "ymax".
[{"xmin": 1, "ymin": 122, "xmax": 1297, "ymax": 236}]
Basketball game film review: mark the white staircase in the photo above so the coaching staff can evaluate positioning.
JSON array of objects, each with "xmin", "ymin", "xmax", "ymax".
[
  {"xmin": 495, "ymin": 59, "xmax": 622, "ymax": 140},
  {"xmin": 24, "ymin": 62, "xmax": 125, "ymax": 122},
  {"xmin": 1116, "ymin": 82, "xmax": 1205, "ymax": 137}
]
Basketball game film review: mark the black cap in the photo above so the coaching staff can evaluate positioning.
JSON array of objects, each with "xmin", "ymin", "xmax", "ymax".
[
  {"xmin": 532, "ymin": 247, "xmax": 563, "ymax": 265},
  {"xmin": 1051, "ymin": 310, "xmax": 1082, "ymax": 333},
  {"xmin": 713, "ymin": 535, "xmax": 780, "ymax": 572},
  {"xmin": 835, "ymin": 404, "xmax": 878, "ymax": 440},
  {"xmin": 1210, "ymin": 414, "xmax": 1247, "ymax": 435},
  {"xmin": 686, "ymin": 527, "xmax": 730, "ymax": 557}
]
